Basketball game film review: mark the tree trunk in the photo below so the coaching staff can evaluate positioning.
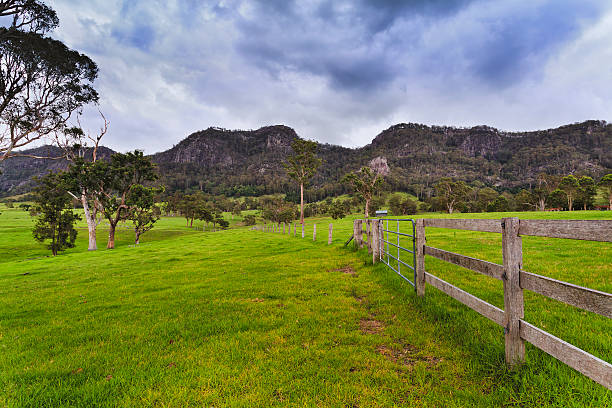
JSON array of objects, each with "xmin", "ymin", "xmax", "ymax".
[
  {"xmin": 81, "ymin": 194, "xmax": 97, "ymax": 251},
  {"xmin": 300, "ymin": 183, "xmax": 304, "ymax": 224},
  {"xmin": 365, "ymin": 198, "xmax": 370, "ymax": 218},
  {"xmin": 568, "ymin": 196, "xmax": 573, "ymax": 211},
  {"xmin": 538, "ymin": 198, "xmax": 545, "ymax": 211},
  {"xmin": 609, "ymin": 195, "xmax": 612, "ymax": 211},
  {"xmin": 107, "ymin": 224, "xmax": 116, "ymax": 249},
  {"xmin": 135, "ymin": 230, "xmax": 140, "ymax": 245}
]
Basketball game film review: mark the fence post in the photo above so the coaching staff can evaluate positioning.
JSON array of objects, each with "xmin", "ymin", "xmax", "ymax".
[
  {"xmin": 502, "ymin": 217, "xmax": 525, "ymax": 368},
  {"xmin": 372, "ymin": 220, "xmax": 379, "ymax": 264},
  {"xmin": 313, "ymin": 224, "xmax": 316, "ymax": 241},
  {"xmin": 328, "ymin": 223, "xmax": 333, "ymax": 245},
  {"xmin": 353, "ymin": 220, "xmax": 362, "ymax": 248},
  {"xmin": 415, "ymin": 219, "xmax": 426, "ymax": 297},
  {"xmin": 302, "ymin": 223, "xmax": 305, "ymax": 238}
]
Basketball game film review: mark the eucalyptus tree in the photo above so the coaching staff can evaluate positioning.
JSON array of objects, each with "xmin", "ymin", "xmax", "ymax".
[
  {"xmin": 598, "ymin": 174, "xmax": 612, "ymax": 210},
  {"xmin": 559, "ymin": 175, "xmax": 579, "ymax": 211},
  {"xmin": 0, "ymin": 0, "xmax": 98, "ymax": 161},
  {"xmin": 434, "ymin": 177, "xmax": 471, "ymax": 214},
  {"xmin": 62, "ymin": 115, "xmax": 108, "ymax": 251},
  {"xmin": 283, "ymin": 139, "xmax": 321, "ymax": 224},
  {"xmin": 343, "ymin": 166, "xmax": 383, "ymax": 219},
  {"xmin": 99, "ymin": 151, "xmax": 158, "ymax": 249}
]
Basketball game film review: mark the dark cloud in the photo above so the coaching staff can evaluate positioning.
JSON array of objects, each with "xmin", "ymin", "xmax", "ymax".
[{"xmin": 49, "ymin": 0, "xmax": 612, "ymax": 153}]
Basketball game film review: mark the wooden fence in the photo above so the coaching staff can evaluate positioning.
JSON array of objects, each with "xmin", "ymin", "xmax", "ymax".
[{"xmin": 358, "ymin": 217, "xmax": 612, "ymax": 389}]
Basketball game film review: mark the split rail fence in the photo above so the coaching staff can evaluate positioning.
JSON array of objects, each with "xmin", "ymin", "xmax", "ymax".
[{"xmin": 355, "ymin": 217, "xmax": 611, "ymax": 389}]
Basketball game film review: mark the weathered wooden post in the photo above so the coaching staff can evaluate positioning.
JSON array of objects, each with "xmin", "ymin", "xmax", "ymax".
[
  {"xmin": 502, "ymin": 217, "xmax": 524, "ymax": 367},
  {"xmin": 313, "ymin": 223, "xmax": 316, "ymax": 241},
  {"xmin": 328, "ymin": 223, "xmax": 333, "ymax": 245},
  {"xmin": 367, "ymin": 219, "xmax": 373, "ymax": 254},
  {"xmin": 415, "ymin": 219, "xmax": 426, "ymax": 297},
  {"xmin": 353, "ymin": 219, "xmax": 363, "ymax": 248},
  {"xmin": 302, "ymin": 223, "xmax": 305, "ymax": 238},
  {"xmin": 372, "ymin": 220, "xmax": 379, "ymax": 264}
]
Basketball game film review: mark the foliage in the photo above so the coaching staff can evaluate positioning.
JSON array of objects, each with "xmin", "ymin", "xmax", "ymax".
[
  {"xmin": 242, "ymin": 214, "xmax": 256, "ymax": 226},
  {"xmin": 99, "ymin": 151, "xmax": 159, "ymax": 248},
  {"xmin": 514, "ymin": 189, "xmax": 536, "ymax": 211},
  {"xmin": 559, "ymin": 175, "xmax": 580, "ymax": 211},
  {"xmin": 576, "ymin": 176, "xmax": 597, "ymax": 211},
  {"xmin": 343, "ymin": 166, "xmax": 383, "ymax": 218},
  {"xmin": 388, "ymin": 193, "xmax": 417, "ymax": 216},
  {"xmin": 434, "ymin": 177, "xmax": 471, "ymax": 214},
  {"xmin": 547, "ymin": 189, "xmax": 567, "ymax": 210},
  {"xmin": 30, "ymin": 171, "xmax": 80, "ymax": 255},
  {"xmin": 0, "ymin": 1, "xmax": 98, "ymax": 161},
  {"xmin": 329, "ymin": 199, "xmax": 349, "ymax": 219},
  {"xmin": 126, "ymin": 184, "xmax": 163, "ymax": 244},
  {"xmin": 262, "ymin": 198, "xmax": 297, "ymax": 224},
  {"xmin": 486, "ymin": 195, "xmax": 509, "ymax": 212},
  {"xmin": 283, "ymin": 139, "xmax": 321, "ymax": 223},
  {"xmin": 597, "ymin": 174, "xmax": 612, "ymax": 210}
]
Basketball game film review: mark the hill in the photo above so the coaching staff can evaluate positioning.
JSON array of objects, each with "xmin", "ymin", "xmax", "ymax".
[{"xmin": 1, "ymin": 121, "xmax": 611, "ymax": 198}]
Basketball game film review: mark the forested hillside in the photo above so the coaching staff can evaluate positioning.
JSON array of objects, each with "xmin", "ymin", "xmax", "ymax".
[{"xmin": 1, "ymin": 120, "xmax": 611, "ymax": 200}]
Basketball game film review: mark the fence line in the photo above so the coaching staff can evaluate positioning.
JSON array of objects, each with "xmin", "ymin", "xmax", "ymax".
[
  {"xmin": 363, "ymin": 217, "xmax": 611, "ymax": 389},
  {"xmin": 254, "ymin": 217, "xmax": 612, "ymax": 388}
]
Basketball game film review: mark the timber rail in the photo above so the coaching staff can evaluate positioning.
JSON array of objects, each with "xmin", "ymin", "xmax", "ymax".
[{"xmin": 358, "ymin": 217, "xmax": 611, "ymax": 389}]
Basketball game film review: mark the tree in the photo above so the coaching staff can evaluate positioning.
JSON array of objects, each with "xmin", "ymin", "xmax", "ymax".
[
  {"xmin": 547, "ymin": 189, "xmax": 567, "ymax": 210},
  {"xmin": 242, "ymin": 214, "xmax": 256, "ymax": 226},
  {"xmin": 0, "ymin": 2, "xmax": 98, "ymax": 161},
  {"xmin": 388, "ymin": 193, "xmax": 417, "ymax": 215},
  {"xmin": 343, "ymin": 166, "xmax": 383, "ymax": 218},
  {"xmin": 487, "ymin": 195, "xmax": 510, "ymax": 212},
  {"xmin": 262, "ymin": 198, "xmax": 297, "ymax": 224},
  {"xmin": 598, "ymin": 174, "xmax": 612, "ymax": 211},
  {"xmin": 577, "ymin": 176, "xmax": 596, "ymax": 211},
  {"xmin": 126, "ymin": 184, "xmax": 163, "ymax": 245},
  {"xmin": 559, "ymin": 175, "xmax": 579, "ymax": 211},
  {"xmin": 329, "ymin": 199, "xmax": 349, "ymax": 219},
  {"xmin": 0, "ymin": 1, "xmax": 59, "ymax": 34},
  {"xmin": 99, "ymin": 151, "xmax": 158, "ymax": 249},
  {"xmin": 434, "ymin": 178, "xmax": 471, "ymax": 214},
  {"xmin": 30, "ymin": 171, "xmax": 80, "ymax": 256},
  {"xmin": 283, "ymin": 139, "xmax": 321, "ymax": 224},
  {"xmin": 476, "ymin": 187, "xmax": 498, "ymax": 212},
  {"xmin": 515, "ymin": 189, "xmax": 536, "ymax": 211},
  {"xmin": 534, "ymin": 174, "xmax": 560, "ymax": 211},
  {"xmin": 62, "ymin": 114, "xmax": 109, "ymax": 250}
]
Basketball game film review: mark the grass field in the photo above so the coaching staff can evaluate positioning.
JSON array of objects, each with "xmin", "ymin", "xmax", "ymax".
[{"xmin": 0, "ymin": 205, "xmax": 610, "ymax": 406}]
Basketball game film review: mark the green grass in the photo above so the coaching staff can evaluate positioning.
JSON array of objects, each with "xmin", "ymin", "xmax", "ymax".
[{"xmin": 0, "ymin": 205, "xmax": 610, "ymax": 406}]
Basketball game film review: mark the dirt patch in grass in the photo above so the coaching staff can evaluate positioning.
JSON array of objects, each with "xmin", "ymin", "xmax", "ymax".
[
  {"xmin": 359, "ymin": 318, "xmax": 384, "ymax": 334},
  {"xmin": 377, "ymin": 344, "xmax": 442, "ymax": 368},
  {"xmin": 333, "ymin": 265, "xmax": 357, "ymax": 275}
]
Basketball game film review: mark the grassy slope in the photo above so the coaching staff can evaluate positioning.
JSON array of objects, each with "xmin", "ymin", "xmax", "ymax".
[{"xmin": 0, "ymin": 205, "xmax": 610, "ymax": 406}]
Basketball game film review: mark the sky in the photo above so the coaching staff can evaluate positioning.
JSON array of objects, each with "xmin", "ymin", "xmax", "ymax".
[{"xmin": 45, "ymin": 0, "xmax": 612, "ymax": 154}]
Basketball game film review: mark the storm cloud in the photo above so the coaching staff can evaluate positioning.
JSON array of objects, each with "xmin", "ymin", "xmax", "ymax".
[{"xmin": 48, "ymin": 0, "xmax": 612, "ymax": 153}]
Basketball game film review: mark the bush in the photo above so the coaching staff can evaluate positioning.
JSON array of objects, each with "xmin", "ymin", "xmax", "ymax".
[
  {"xmin": 243, "ymin": 214, "xmax": 256, "ymax": 226},
  {"xmin": 388, "ymin": 194, "xmax": 418, "ymax": 215},
  {"xmin": 329, "ymin": 200, "xmax": 349, "ymax": 219}
]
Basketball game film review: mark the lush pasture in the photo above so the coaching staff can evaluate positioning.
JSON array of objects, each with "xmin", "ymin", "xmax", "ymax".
[{"xmin": 0, "ymin": 205, "xmax": 610, "ymax": 406}]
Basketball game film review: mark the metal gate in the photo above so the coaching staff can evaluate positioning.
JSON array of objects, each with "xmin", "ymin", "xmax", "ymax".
[{"xmin": 378, "ymin": 219, "xmax": 417, "ymax": 288}]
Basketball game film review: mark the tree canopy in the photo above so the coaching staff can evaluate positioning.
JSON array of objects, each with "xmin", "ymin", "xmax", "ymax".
[{"xmin": 0, "ymin": 0, "xmax": 98, "ymax": 161}]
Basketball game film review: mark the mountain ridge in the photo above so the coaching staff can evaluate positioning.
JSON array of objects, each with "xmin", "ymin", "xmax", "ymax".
[{"xmin": 1, "ymin": 120, "xmax": 610, "ymax": 198}]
